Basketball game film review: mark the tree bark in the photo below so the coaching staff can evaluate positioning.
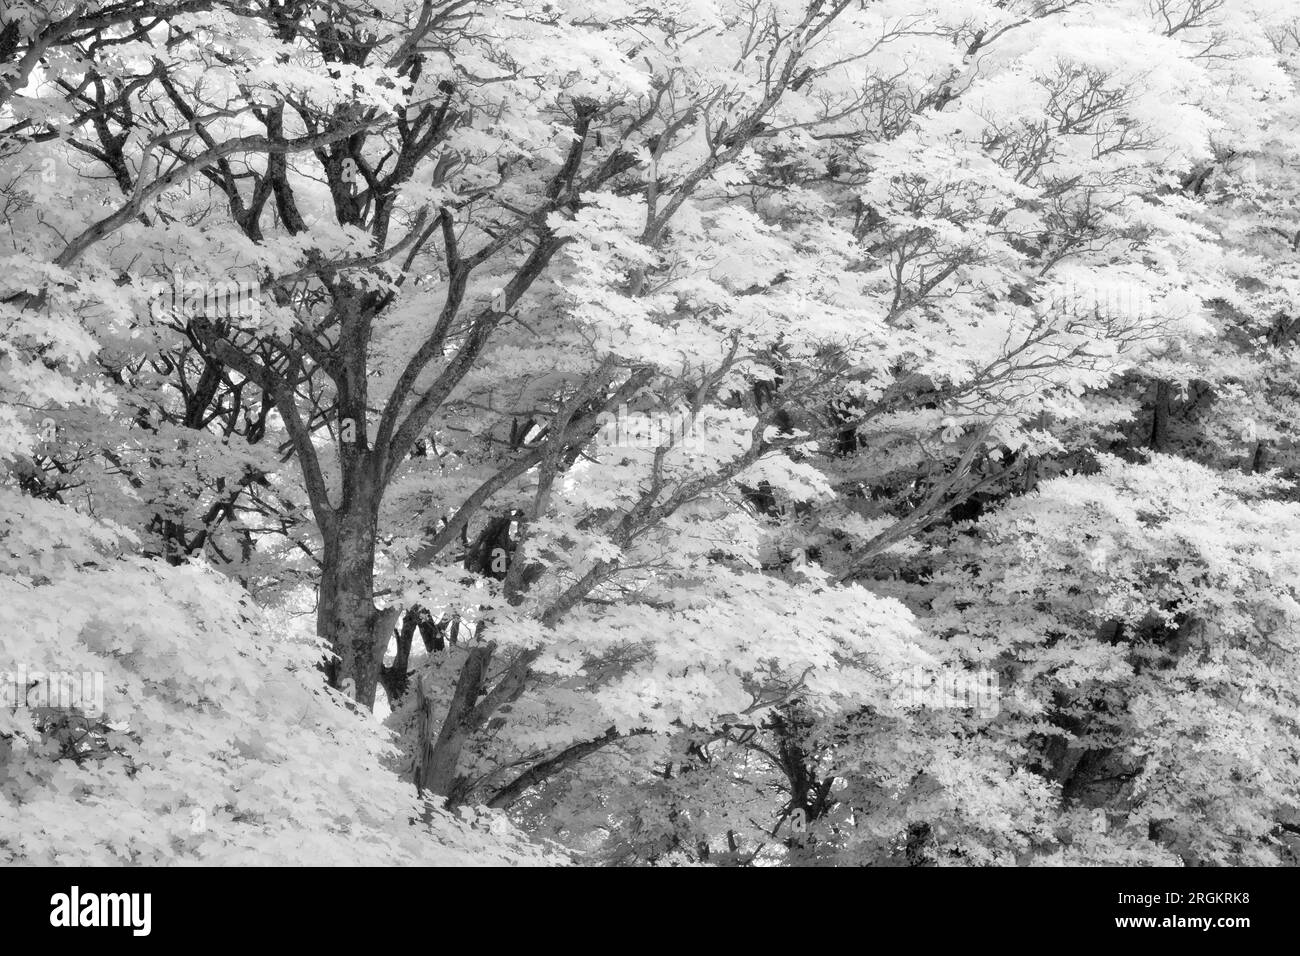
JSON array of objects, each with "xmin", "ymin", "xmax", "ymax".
[
  {"xmin": 318, "ymin": 500, "xmax": 392, "ymax": 709},
  {"xmin": 1149, "ymin": 380, "xmax": 1170, "ymax": 452},
  {"xmin": 416, "ymin": 644, "xmax": 495, "ymax": 800},
  {"xmin": 378, "ymin": 609, "xmax": 419, "ymax": 703},
  {"xmin": 486, "ymin": 726, "xmax": 636, "ymax": 809}
]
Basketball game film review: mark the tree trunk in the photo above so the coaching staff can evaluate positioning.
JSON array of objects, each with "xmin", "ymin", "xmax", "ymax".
[
  {"xmin": 416, "ymin": 644, "xmax": 494, "ymax": 800},
  {"xmin": 378, "ymin": 609, "xmax": 419, "ymax": 703},
  {"xmin": 1149, "ymin": 380, "xmax": 1170, "ymax": 451},
  {"xmin": 318, "ymin": 502, "xmax": 391, "ymax": 709},
  {"xmin": 1247, "ymin": 440, "xmax": 1267, "ymax": 475}
]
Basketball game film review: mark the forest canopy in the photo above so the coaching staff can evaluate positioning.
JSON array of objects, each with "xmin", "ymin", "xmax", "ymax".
[{"xmin": 2, "ymin": 0, "xmax": 1299, "ymax": 866}]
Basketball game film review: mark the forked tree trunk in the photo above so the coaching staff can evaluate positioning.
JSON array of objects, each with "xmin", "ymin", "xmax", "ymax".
[{"xmin": 415, "ymin": 644, "xmax": 494, "ymax": 800}]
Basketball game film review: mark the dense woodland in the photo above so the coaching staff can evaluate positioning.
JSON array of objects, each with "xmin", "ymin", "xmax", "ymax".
[{"xmin": 2, "ymin": 0, "xmax": 1300, "ymax": 866}]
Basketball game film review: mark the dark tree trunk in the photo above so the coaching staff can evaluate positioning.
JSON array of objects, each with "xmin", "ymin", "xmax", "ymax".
[
  {"xmin": 1149, "ymin": 380, "xmax": 1170, "ymax": 451},
  {"xmin": 378, "ymin": 609, "xmax": 419, "ymax": 703},
  {"xmin": 1247, "ymin": 440, "xmax": 1267, "ymax": 474},
  {"xmin": 415, "ymin": 644, "xmax": 494, "ymax": 800},
  {"xmin": 318, "ymin": 498, "xmax": 393, "ymax": 709}
]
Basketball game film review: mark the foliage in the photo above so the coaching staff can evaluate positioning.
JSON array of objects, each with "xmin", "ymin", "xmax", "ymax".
[{"xmin": 2, "ymin": 0, "xmax": 1299, "ymax": 865}]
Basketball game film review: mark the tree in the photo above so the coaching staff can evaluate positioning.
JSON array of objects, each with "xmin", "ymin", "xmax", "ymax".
[
  {"xmin": 3, "ymin": 0, "xmax": 1299, "ymax": 867},
  {"xmin": 0, "ymin": 485, "xmax": 551, "ymax": 864}
]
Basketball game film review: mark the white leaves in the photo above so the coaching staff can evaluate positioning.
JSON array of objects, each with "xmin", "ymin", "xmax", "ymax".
[
  {"xmin": 0, "ymin": 521, "xmax": 552, "ymax": 866},
  {"xmin": 737, "ymin": 454, "xmax": 831, "ymax": 503},
  {"xmin": 4, "ymin": 0, "xmax": 1298, "ymax": 868},
  {"xmin": 549, "ymin": 192, "xmax": 658, "ymax": 267}
]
